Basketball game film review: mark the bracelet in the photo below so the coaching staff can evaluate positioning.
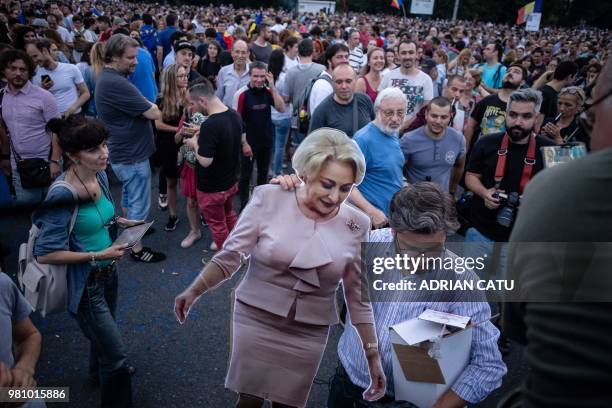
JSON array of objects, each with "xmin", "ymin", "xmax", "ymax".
[
  {"xmin": 90, "ymin": 252, "xmax": 98, "ymax": 265},
  {"xmin": 364, "ymin": 342, "xmax": 378, "ymax": 351},
  {"xmin": 49, "ymin": 159, "xmax": 60, "ymax": 165}
]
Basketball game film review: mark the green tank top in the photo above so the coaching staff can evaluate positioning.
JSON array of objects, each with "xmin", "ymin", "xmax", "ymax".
[{"xmin": 73, "ymin": 192, "xmax": 114, "ymax": 266}]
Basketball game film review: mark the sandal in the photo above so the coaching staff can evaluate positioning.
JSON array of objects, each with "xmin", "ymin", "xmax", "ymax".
[{"xmin": 130, "ymin": 247, "xmax": 166, "ymax": 263}]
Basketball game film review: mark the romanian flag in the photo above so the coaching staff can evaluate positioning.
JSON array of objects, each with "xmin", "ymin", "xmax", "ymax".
[
  {"xmin": 516, "ymin": 2, "xmax": 534, "ymax": 25},
  {"xmin": 517, "ymin": 0, "xmax": 543, "ymax": 24},
  {"xmin": 391, "ymin": 0, "xmax": 403, "ymax": 10}
]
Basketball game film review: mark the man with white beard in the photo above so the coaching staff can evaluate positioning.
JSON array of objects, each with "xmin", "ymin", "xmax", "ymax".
[{"xmin": 350, "ymin": 87, "xmax": 407, "ymax": 228}]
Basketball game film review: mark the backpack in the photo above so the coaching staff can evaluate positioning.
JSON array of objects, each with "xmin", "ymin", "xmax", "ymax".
[
  {"xmin": 296, "ymin": 73, "xmax": 332, "ymax": 134},
  {"xmin": 17, "ymin": 180, "xmax": 78, "ymax": 317}
]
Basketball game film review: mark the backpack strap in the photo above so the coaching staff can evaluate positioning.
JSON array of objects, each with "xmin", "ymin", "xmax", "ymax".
[
  {"xmin": 48, "ymin": 180, "xmax": 79, "ymax": 233},
  {"xmin": 306, "ymin": 72, "xmax": 333, "ymax": 115},
  {"xmin": 493, "ymin": 63, "xmax": 503, "ymax": 88}
]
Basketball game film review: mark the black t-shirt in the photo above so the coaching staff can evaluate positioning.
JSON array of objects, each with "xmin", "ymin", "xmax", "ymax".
[
  {"xmin": 188, "ymin": 68, "xmax": 202, "ymax": 87},
  {"xmin": 470, "ymin": 94, "xmax": 507, "ymax": 148},
  {"xmin": 528, "ymin": 63, "xmax": 547, "ymax": 85},
  {"xmin": 466, "ymin": 132, "xmax": 555, "ymax": 241},
  {"xmin": 538, "ymin": 84, "xmax": 558, "ymax": 119},
  {"xmin": 196, "ymin": 109, "xmax": 242, "ymax": 193},
  {"xmin": 235, "ymin": 85, "xmax": 274, "ymax": 148},
  {"xmin": 197, "ymin": 59, "xmax": 221, "ymax": 86},
  {"xmin": 541, "ymin": 116, "xmax": 590, "ymax": 150}
]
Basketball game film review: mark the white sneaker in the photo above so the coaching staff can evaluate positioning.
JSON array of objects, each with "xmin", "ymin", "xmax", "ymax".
[
  {"xmin": 209, "ymin": 241, "xmax": 218, "ymax": 251},
  {"xmin": 180, "ymin": 231, "xmax": 202, "ymax": 248},
  {"xmin": 158, "ymin": 194, "xmax": 168, "ymax": 210}
]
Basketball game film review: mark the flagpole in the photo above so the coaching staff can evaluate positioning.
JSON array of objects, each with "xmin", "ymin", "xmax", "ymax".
[{"xmin": 401, "ymin": 1, "xmax": 408, "ymax": 26}]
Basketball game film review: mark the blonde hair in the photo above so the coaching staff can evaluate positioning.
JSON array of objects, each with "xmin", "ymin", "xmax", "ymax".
[
  {"xmin": 457, "ymin": 48, "xmax": 471, "ymax": 65},
  {"xmin": 90, "ymin": 42, "xmax": 105, "ymax": 78},
  {"xmin": 467, "ymin": 68, "xmax": 483, "ymax": 87},
  {"xmin": 159, "ymin": 64, "xmax": 190, "ymax": 122},
  {"xmin": 292, "ymin": 128, "xmax": 366, "ymax": 185},
  {"xmin": 435, "ymin": 49, "xmax": 449, "ymax": 68}
]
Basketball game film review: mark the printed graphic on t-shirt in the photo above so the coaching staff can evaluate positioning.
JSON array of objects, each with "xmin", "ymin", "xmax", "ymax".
[
  {"xmin": 390, "ymin": 79, "xmax": 424, "ymax": 116},
  {"xmin": 480, "ymin": 105, "xmax": 506, "ymax": 136},
  {"xmin": 445, "ymin": 150, "xmax": 457, "ymax": 164}
]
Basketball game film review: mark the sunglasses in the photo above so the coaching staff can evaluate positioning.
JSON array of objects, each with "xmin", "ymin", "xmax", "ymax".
[{"xmin": 578, "ymin": 87, "xmax": 612, "ymax": 137}]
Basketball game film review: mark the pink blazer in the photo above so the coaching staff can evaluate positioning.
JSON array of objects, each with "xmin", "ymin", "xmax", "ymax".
[{"xmin": 212, "ymin": 184, "xmax": 375, "ymax": 326}]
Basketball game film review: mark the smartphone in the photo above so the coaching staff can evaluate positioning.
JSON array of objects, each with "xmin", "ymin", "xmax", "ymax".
[{"xmin": 41, "ymin": 74, "xmax": 51, "ymax": 83}]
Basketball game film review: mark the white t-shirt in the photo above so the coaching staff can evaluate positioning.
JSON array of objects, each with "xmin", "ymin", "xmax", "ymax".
[
  {"xmin": 283, "ymin": 55, "xmax": 299, "ymax": 73},
  {"xmin": 56, "ymin": 26, "xmax": 73, "ymax": 44},
  {"xmin": 163, "ymin": 51, "xmax": 175, "ymax": 70},
  {"xmin": 33, "ymin": 62, "xmax": 84, "ymax": 114},
  {"xmin": 378, "ymin": 68, "xmax": 434, "ymax": 119},
  {"xmin": 309, "ymin": 71, "xmax": 333, "ymax": 116},
  {"xmin": 271, "ymin": 23, "xmax": 286, "ymax": 33},
  {"xmin": 272, "ymin": 72, "xmax": 291, "ymax": 121}
]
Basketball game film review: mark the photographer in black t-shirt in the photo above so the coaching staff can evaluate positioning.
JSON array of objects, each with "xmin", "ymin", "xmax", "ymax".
[
  {"xmin": 464, "ymin": 88, "xmax": 555, "ymax": 275},
  {"xmin": 464, "ymin": 88, "xmax": 555, "ymax": 353}
]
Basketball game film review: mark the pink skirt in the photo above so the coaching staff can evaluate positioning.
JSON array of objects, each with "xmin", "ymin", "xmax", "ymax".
[
  {"xmin": 180, "ymin": 164, "xmax": 197, "ymax": 200},
  {"xmin": 225, "ymin": 299, "xmax": 330, "ymax": 407}
]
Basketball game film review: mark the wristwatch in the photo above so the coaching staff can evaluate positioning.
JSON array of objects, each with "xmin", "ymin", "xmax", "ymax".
[{"xmin": 49, "ymin": 159, "xmax": 61, "ymax": 165}]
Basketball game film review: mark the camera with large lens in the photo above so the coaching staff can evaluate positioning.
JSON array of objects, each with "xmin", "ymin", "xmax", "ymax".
[{"xmin": 493, "ymin": 191, "xmax": 520, "ymax": 227}]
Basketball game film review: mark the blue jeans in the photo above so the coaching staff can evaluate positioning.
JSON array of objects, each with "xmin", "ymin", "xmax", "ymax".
[
  {"xmin": 292, "ymin": 128, "xmax": 306, "ymax": 146},
  {"xmin": 12, "ymin": 169, "xmax": 47, "ymax": 206},
  {"xmin": 73, "ymin": 266, "xmax": 128, "ymax": 382},
  {"xmin": 464, "ymin": 227, "xmax": 509, "ymax": 280},
  {"xmin": 111, "ymin": 160, "xmax": 151, "ymax": 221},
  {"xmin": 272, "ymin": 118, "xmax": 291, "ymax": 175}
]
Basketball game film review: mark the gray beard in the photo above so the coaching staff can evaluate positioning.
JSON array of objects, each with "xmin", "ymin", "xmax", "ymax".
[{"xmin": 374, "ymin": 121, "xmax": 400, "ymax": 137}]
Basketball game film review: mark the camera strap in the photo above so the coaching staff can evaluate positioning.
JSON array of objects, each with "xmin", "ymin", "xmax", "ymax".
[{"xmin": 494, "ymin": 133, "xmax": 536, "ymax": 195}]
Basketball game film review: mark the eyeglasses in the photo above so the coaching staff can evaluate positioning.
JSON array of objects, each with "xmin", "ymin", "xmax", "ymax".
[
  {"xmin": 578, "ymin": 87, "xmax": 612, "ymax": 137},
  {"xmin": 380, "ymin": 109, "xmax": 406, "ymax": 119},
  {"xmin": 393, "ymin": 233, "xmax": 446, "ymax": 259}
]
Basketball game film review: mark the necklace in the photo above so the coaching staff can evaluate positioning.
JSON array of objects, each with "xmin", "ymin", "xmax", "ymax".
[{"xmin": 73, "ymin": 168, "xmax": 115, "ymax": 228}]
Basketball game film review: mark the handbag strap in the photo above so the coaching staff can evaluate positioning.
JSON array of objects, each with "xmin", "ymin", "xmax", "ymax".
[{"xmin": 7, "ymin": 132, "xmax": 23, "ymax": 162}]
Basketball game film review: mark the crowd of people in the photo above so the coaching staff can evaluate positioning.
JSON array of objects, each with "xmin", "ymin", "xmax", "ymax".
[{"xmin": 0, "ymin": 0, "xmax": 611, "ymax": 407}]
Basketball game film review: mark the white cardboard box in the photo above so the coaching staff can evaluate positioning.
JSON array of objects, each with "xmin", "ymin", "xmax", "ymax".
[{"xmin": 389, "ymin": 310, "xmax": 472, "ymax": 408}]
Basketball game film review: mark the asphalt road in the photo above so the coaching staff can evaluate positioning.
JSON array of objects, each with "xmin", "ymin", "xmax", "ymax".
[{"xmin": 0, "ymin": 169, "xmax": 526, "ymax": 407}]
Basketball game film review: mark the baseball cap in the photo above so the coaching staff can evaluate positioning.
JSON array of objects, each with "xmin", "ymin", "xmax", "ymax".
[
  {"xmin": 420, "ymin": 59, "xmax": 437, "ymax": 73},
  {"xmin": 32, "ymin": 18, "xmax": 49, "ymax": 28},
  {"xmin": 113, "ymin": 17, "xmax": 128, "ymax": 26},
  {"xmin": 174, "ymin": 40, "xmax": 196, "ymax": 53}
]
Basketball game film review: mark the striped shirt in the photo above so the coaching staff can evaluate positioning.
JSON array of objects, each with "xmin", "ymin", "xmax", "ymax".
[
  {"xmin": 349, "ymin": 46, "xmax": 366, "ymax": 72},
  {"xmin": 337, "ymin": 228, "xmax": 507, "ymax": 402}
]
